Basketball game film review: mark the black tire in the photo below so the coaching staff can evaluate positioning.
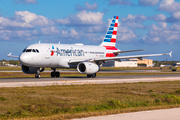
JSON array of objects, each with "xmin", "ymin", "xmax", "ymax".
[
  {"xmin": 35, "ymin": 74, "xmax": 40, "ymax": 78},
  {"xmin": 51, "ymin": 72, "xmax": 55, "ymax": 77},
  {"xmin": 55, "ymin": 72, "xmax": 60, "ymax": 77},
  {"xmin": 92, "ymin": 73, "xmax": 96, "ymax": 78},
  {"xmin": 87, "ymin": 74, "xmax": 91, "ymax": 78}
]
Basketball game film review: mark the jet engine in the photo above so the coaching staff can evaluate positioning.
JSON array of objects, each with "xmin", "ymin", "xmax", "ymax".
[
  {"xmin": 21, "ymin": 65, "xmax": 44, "ymax": 74},
  {"xmin": 77, "ymin": 62, "xmax": 100, "ymax": 74}
]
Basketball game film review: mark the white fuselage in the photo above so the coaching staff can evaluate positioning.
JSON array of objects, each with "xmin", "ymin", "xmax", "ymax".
[{"xmin": 19, "ymin": 43, "xmax": 109, "ymax": 68}]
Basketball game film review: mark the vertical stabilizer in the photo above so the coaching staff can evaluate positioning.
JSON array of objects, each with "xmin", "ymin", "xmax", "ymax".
[
  {"xmin": 100, "ymin": 16, "xmax": 118, "ymax": 47},
  {"xmin": 100, "ymin": 16, "xmax": 119, "ymax": 57}
]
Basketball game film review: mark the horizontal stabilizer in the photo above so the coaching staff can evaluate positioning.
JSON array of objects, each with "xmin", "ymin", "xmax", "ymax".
[{"xmin": 113, "ymin": 49, "xmax": 145, "ymax": 54}]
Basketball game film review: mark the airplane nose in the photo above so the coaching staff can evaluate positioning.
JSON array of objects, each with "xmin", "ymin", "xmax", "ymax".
[{"xmin": 19, "ymin": 54, "xmax": 30, "ymax": 65}]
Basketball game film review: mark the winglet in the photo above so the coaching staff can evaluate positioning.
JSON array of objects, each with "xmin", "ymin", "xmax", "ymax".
[
  {"xmin": 162, "ymin": 51, "xmax": 172, "ymax": 57},
  {"xmin": 169, "ymin": 51, "xmax": 172, "ymax": 57},
  {"xmin": 7, "ymin": 53, "xmax": 12, "ymax": 57},
  {"xmin": 7, "ymin": 53, "xmax": 19, "ymax": 58},
  {"xmin": 7, "ymin": 53, "xmax": 12, "ymax": 58}
]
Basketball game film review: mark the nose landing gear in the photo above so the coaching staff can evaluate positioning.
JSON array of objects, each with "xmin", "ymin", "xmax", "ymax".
[{"xmin": 35, "ymin": 69, "xmax": 41, "ymax": 78}]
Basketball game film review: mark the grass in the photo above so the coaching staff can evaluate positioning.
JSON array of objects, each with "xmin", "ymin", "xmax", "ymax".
[{"xmin": 0, "ymin": 81, "xmax": 179, "ymax": 119}]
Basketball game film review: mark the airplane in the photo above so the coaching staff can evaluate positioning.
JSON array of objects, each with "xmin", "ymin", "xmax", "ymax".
[{"xmin": 7, "ymin": 16, "xmax": 172, "ymax": 78}]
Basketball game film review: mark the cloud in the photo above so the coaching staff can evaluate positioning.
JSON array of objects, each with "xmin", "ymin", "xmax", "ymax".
[
  {"xmin": 108, "ymin": 0, "xmax": 134, "ymax": 6},
  {"xmin": 15, "ymin": 0, "xmax": 37, "ymax": 4},
  {"xmin": 0, "ymin": 11, "xmax": 59, "ymax": 41},
  {"xmin": 76, "ymin": 2, "xmax": 98, "ymax": 11},
  {"xmin": 159, "ymin": 0, "xmax": 180, "ymax": 12},
  {"xmin": 139, "ymin": 0, "xmax": 160, "ymax": 6},
  {"xmin": 121, "ymin": 14, "xmax": 147, "ymax": 29},
  {"xmin": 15, "ymin": 11, "xmax": 51, "ymax": 26},
  {"xmin": 117, "ymin": 26, "xmax": 137, "ymax": 41},
  {"xmin": 56, "ymin": 10, "xmax": 104, "ymax": 26},
  {"xmin": 40, "ymin": 27, "xmax": 60, "ymax": 36},
  {"xmin": 151, "ymin": 12, "xmax": 180, "ymax": 23},
  {"xmin": 151, "ymin": 14, "xmax": 167, "ymax": 21},
  {"xmin": 143, "ymin": 23, "xmax": 180, "ymax": 43}
]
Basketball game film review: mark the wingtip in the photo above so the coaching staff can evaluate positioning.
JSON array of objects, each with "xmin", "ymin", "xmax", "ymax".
[
  {"xmin": 7, "ymin": 53, "xmax": 11, "ymax": 56},
  {"xmin": 169, "ymin": 51, "xmax": 172, "ymax": 57}
]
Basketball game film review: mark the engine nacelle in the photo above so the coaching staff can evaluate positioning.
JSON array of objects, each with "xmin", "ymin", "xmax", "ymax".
[
  {"xmin": 77, "ymin": 62, "xmax": 100, "ymax": 74},
  {"xmin": 21, "ymin": 65, "xmax": 38, "ymax": 74}
]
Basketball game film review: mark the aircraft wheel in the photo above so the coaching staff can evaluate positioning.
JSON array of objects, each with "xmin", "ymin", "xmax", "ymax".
[
  {"xmin": 51, "ymin": 72, "xmax": 55, "ymax": 77},
  {"xmin": 87, "ymin": 74, "xmax": 91, "ymax": 78},
  {"xmin": 55, "ymin": 72, "xmax": 60, "ymax": 77},
  {"xmin": 92, "ymin": 73, "xmax": 96, "ymax": 78},
  {"xmin": 35, "ymin": 74, "xmax": 41, "ymax": 78}
]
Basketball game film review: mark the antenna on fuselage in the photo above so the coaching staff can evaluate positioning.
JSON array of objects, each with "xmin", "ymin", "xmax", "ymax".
[
  {"xmin": 39, "ymin": 41, "xmax": 41, "ymax": 44},
  {"xmin": 58, "ymin": 41, "xmax": 60, "ymax": 44}
]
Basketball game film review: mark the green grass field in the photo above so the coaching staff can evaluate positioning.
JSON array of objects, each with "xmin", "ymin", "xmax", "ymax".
[{"xmin": 0, "ymin": 81, "xmax": 179, "ymax": 120}]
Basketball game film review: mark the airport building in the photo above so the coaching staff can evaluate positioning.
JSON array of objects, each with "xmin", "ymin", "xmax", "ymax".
[
  {"xmin": 102, "ymin": 59, "xmax": 153, "ymax": 67},
  {"xmin": 115, "ymin": 61, "xmax": 137, "ymax": 67},
  {"xmin": 130, "ymin": 59, "xmax": 153, "ymax": 67}
]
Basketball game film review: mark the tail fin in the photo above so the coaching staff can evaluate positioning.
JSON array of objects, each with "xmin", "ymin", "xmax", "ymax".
[{"xmin": 100, "ymin": 16, "xmax": 119, "ymax": 47}]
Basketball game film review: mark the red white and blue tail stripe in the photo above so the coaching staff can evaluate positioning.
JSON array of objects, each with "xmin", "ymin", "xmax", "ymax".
[{"xmin": 100, "ymin": 16, "xmax": 120, "ymax": 57}]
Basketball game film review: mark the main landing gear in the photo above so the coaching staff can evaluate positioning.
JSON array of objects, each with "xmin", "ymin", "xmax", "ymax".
[
  {"xmin": 51, "ymin": 68, "xmax": 60, "ymax": 77},
  {"xmin": 87, "ymin": 73, "xmax": 96, "ymax": 78}
]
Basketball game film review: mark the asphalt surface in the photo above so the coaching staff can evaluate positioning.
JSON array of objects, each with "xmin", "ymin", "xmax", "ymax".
[
  {"xmin": 73, "ymin": 108, "xmax": 180, "ymax": 120},
  {"xmin": 0, "ymin": 69, "xmax": 162, "ymax": 73},
  {"xmin": 0, "ymin": 74, "xmax": 180, "ymax": 82},
  {"xmin": 0, "ymin": 74, "xmax": 180, "ymax": 87}
]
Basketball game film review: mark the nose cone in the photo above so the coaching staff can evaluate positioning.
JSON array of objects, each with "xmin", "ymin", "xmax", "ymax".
[{"xmin": 19, "ymin": 53, "xmax": 31, "ymax": 66}]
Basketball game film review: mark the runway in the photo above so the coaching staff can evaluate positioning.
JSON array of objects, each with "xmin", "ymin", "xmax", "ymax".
[
  {"xmin": 0, "ymin": 74, "xmax": 180, "ymax": 87},
  {"xmin": 73, "ymin": 108, "xmax": 180, "ymax": 120}
]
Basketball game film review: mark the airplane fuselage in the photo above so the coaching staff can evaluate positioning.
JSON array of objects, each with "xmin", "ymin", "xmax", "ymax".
[{"xmin": 19, "ymin": 43, "xmax": 115, "ymax": 68}]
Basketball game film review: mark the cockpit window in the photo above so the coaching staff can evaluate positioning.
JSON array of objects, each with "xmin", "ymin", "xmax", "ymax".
[
  {"xmin": 23, "ymin": 49, "xmax": 40, "ymax": 53},
  {"xmin": 26, "ymin": 49, "xmax": 32, "ymax": 52},
  {"xmin": 32, "ymin": 49, "xmax": 36, "ymax": 52}
]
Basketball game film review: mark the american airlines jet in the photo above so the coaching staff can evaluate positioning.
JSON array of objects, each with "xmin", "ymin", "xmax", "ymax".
[{"xmin": 7, "ymin": 16, "xmax": 172, "ymax": 78}]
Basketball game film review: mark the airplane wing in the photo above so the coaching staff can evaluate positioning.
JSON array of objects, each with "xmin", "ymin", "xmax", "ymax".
[
  {"xmin": 7, "ymin": 53, "xmax": 19, "ymax": 58},
  {"xmin": 69, "ymin": 51, "xmax": 172, "ymax": 64},
  {"xmin": 113, "ymin": 49, "xmax": 145, "ymax": 54}
]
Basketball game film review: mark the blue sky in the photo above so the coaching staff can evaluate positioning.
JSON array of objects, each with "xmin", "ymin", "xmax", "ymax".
[{"xmin": 1, "ymin": 0, "xmax": 180, "ymax": 61}]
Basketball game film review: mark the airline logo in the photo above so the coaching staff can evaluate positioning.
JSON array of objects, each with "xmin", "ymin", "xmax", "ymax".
[
  {"xmin": 102, "ymin": 16, "xmax": 119, "ymax": 57},
  {"xmin": 103, "ymin": 16, "xmax": 118, "ymax": 47},
  {"xmin": 56, "ymin": 48, "xmax": 84, "ymax": 56},
  {"xmin": 50, "ymin": 45, "xmax": 84, "ymax": 57},
  {"xmin": 50, "ymin": 46, "xmax": 55, "ymax": 56}
]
